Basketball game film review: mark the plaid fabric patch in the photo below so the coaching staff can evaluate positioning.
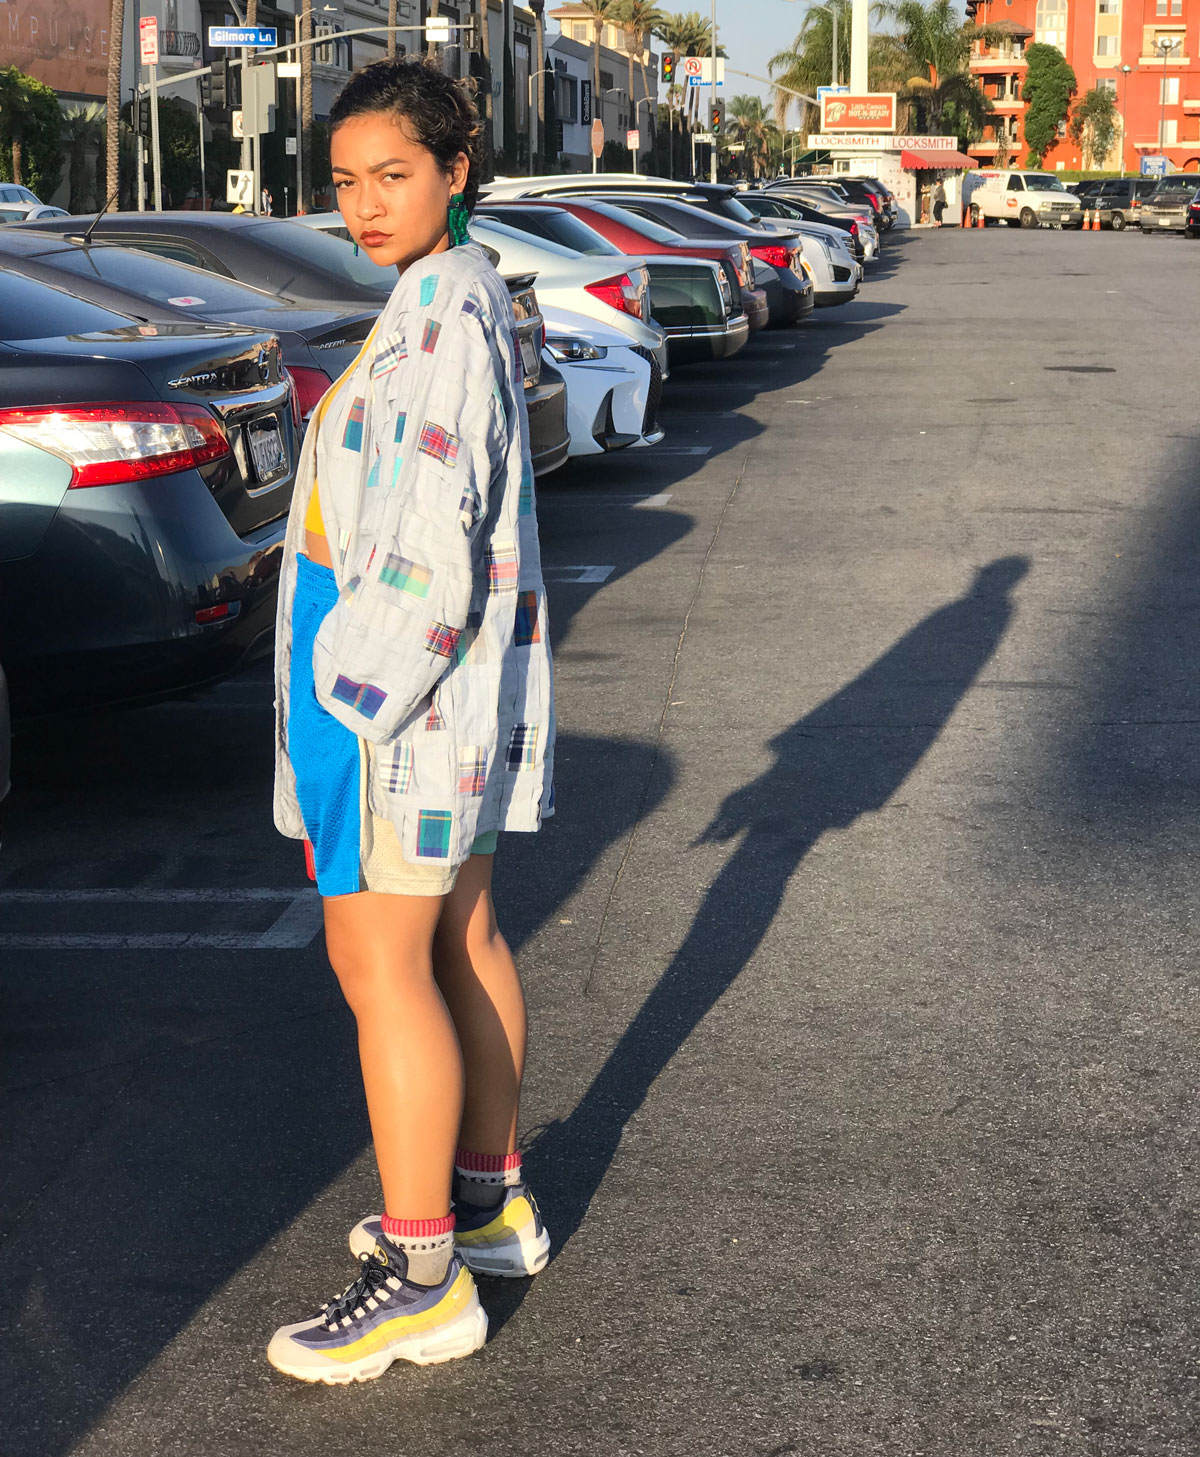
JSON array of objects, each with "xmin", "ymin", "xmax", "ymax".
[
  {"xmin": 458, "ymin": 482, "xmax": 482, "ymax": 530},
  {"xmin": 425, "ymin": 621, "xmax": 461, "ymax": 658},
  {"xmin": 380, "ymin": 552, "xmax": 432, "ymax": 599},
  {"xmin": 461, "ymin": 294, "xmax": 484, "ymax": 323},
  {"xmin": 457, "ymin": 747, "xmax": 488, "ymax": 796},
  {"xmin": 385, "ymin": 740, "xmax": 414, "ymax": 795},
  {"xmin": 394, "ymin": 411, "xmax": 407, "ymax": 444},
  {"xmin": 506, "ymin": 723, "xmax": 539, "ymax": 771},
  {"xmin": 425, "ymin": 693, "xmax": 445, "ymax": 731},
  {"xmin": 453, "ymin": 611, "xmax": 484, "ymax": 667},
  {"xmin": 418, "ymin": 421, "xmax": 459, "ymax": 467},
  {"xmin": 342, "ymin": 396, "xmax": 366, "ymax": 453},
  {"xmin": 331, "ymin": 674, "xmax": 387, "ymax": 721},
  {"xmin": 419, "ymin": 275, "xmax": 439, "ymax": 306},
  {"xmin": 371, "ymin": 335, "xmax": 408, "ymax": 379},
  {"xmin": 486, "ymin": 539, "xmax": 519, "ymax": 595},
  {"xmin": 518, "ymin": 460, "xmax": 534, "ymax": 517},
  {"xmin": 366, "ymin": 456, "xmax": 381, "ymax": 490},
  {"xmin": 420, "ymin": 319, "xmax": 442, "ymax": 354},
  {"xmin": 415, "ymin": 809, "xmax": 453, "ymax": 860},
  {"xmin": 514, "ymin": 590, "xmax": 541, "ymax": 646}
]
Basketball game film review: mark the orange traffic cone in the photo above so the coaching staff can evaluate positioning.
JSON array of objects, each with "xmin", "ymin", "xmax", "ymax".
[
  {"xmin": 1083, "ymin": 208, "xmax": 1091, "ymax": 230},
  {"xmin": 1092, "ymin": 206, "xmax": 1102, "ymax": 231}
]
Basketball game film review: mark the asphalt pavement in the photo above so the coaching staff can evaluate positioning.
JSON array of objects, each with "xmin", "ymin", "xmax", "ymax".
[{"xmin": 5, "ymin": 225, "xmax": 1200, "ymax": 1457}]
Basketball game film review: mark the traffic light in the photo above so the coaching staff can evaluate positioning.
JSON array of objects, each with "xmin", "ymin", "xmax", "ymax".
[
  {"xmin": 710, "ymin": 98, "xmax": 723, "ymax": 135},
  {"xmin": 661, "ymin": 52, "xmax": 674, "ymax": 84},
  {"xmin": 463, "ymin": 11, "xmax": 479, "ymax": 48},
  {"xmin": 137, "ymin": 94, "xmax": 151, "ymax": 133},
  {"xmin": 210, "ymin": 59, "xmax": 228, "ymax": 109}
]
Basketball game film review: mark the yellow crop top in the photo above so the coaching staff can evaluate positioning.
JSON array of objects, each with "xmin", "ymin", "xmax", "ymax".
[{"xmin": 302, "ymin": 319, "xmax": 384, "ymax": 540}]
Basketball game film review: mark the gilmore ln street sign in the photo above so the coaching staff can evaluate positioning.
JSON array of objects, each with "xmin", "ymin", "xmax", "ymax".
[{"xmin": 208, "ymin": 26, "xmax": 278, "ymax": 47}]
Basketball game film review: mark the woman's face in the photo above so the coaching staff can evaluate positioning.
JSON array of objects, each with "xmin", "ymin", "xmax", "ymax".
[{"xmin": 331, "ymin": 111, "xmax": 468, "ymax": 274}]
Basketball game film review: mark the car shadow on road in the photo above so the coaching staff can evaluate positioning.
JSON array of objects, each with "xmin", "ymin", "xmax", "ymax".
[{"xmin": 482, "ymin": 555, "xmax": 1031, "ymax": 1335}]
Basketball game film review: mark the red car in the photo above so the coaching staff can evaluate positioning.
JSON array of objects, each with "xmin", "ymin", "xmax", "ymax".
[{"xmin": 475, "ymin": 196, "xmax": 770, "ymax": 334}]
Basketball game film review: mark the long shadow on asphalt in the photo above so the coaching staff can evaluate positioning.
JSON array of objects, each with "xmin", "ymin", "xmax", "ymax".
[{"xmin": 483, "ymin": 555, "xmax": 1031, "ymax": 1335}]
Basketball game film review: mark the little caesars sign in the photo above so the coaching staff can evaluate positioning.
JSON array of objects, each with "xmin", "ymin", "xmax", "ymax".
[{"xmin": 820, "ymin": 93, "xmax": 897, "ymax": 132}]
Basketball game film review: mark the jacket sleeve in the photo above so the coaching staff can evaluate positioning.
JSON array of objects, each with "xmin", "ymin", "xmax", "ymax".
[{"xmin": 310, "ymin": 289, "xmax": 510, "ymax": 743}]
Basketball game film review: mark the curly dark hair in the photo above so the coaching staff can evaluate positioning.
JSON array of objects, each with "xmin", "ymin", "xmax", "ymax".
[{"xmin": 328, "ymin": 58, "xmax": 483, "ymax": 210}]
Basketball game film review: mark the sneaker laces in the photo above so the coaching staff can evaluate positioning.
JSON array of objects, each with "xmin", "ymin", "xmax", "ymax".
[{"xmin": 319, "ymin": 1251, "xmax": 397, "ymax": 1329}]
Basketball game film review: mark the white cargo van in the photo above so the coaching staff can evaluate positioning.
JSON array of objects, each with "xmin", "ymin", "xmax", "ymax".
[{"xmin": 966, "ymin": 171, "xmax": 1084, "ymax": 229}]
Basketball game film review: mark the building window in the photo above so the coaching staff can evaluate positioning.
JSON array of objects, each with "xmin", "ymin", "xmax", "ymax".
[
  {"xmin": 1098, "ymin": 76, "xmax": 1117, "ymax": 93},
  {"xmin": 1171, "ymin": 0, "xmax": 1182, "ymax": 14},
  {"xmin": 1098, "ymin": 0, "xmax": 1119, "ymax": 11},
  {"xmin": 1156, "ymin": 0, "xmax": 1168, "ymax": 14},
  {"xmin": 556, "ymin": 74, "xmax": 577, "ymax": 123},
  {"xmin": 1160, "ymin": 75, "xmax": 1180, "ymax": 103},
  {"xmin": 570, "ymin": 21, "xmax": 590, "ymax": 42},
  {"xmin": 1096, "ymin": 34, "xmax": 1118, "ymax": 55},
  {"xmin": 1162, "ymin": 117, "xmax": 1178, "ymax": 143},
  {"xmin": 1035, "ymin": 0, "xmax": 1068, "ymax": 51},
  {"xmin": 515, "ymin": 36, "xmax": 530, "ymax": 133}
]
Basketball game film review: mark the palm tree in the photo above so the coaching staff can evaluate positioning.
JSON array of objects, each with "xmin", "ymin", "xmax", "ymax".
[
  {"xmin": 387, "ymin": 0, "xmax": 398, "ymax": 57},
  {"xmin": 617, "ymin": 1, "xmax": 664, "ymax": 136},
  {"xmin": 876, "ymin": 0, "xmax": 997, "ymax": 136},
  {"xmin": 62, "ymin": 103, "xmax": 106, "ymax": 212},
  {"xmin": 0, "ymin": 67, "xmax": 33, "ymax": 186},
  {"xmin": 726, "ymin": 94, "xmax": 777, "ymax": 178},
  {"xmin": 300, "ymin": 0, "xmax": 313, "ymax": 209},
  {"xmin": 104, "ymin": 0, "xmax": 124, "ymax": 200},
  {"xmin": 577, "ymin": 0, "xmax": 620, "ymax": 107}
]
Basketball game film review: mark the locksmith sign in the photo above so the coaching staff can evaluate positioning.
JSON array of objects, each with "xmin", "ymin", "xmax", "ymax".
[{"xmin": 819, "ymin": 93, "xmax": 897, "ymax": 131}]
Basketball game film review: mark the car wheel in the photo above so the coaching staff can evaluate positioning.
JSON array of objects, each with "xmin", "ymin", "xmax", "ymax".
[
  {"xmin": 1142, "ymin": 226, "xmax": 1152, "ymax": 235},
  {"xmin": 1019, "ymin": 208, "xmax": 1038, "ymax": 229},
  {"xmin": 1111, "ymin": 211, "xmax": 1126, "ymax": 231}
]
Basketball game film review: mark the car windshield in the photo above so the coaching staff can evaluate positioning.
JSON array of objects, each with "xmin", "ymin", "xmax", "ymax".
[
  {"xmin": 24, "ymin": 244, "xmax": 292, "ymax": 312},
  {"xmin": 588, "ymin": 201, "xmax": 686, "ymax": 245},
  {"xmin": 1151, "ymin": 185, "xmax": 1197, "ymax": 202},
  {"xmin": 244, "ymin": 219, "xmax": 397, "ymax": 294},
  {"xmin": 0, "ymin": 268, "xmax": 138, "ymax": 339},
  {"xmin": 1023, "ymin": 174, "xmax": 1067, "ymax": 192}
]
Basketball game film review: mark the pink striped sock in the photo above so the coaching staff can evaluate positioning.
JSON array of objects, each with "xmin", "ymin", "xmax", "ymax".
[
  {"xmin": 380, "ymin": 1212, "xmax": 455, "ymax": 1240},
  {"xmin": 455, "ymin": 1149, "xmax": 522, "ymax": 1208},
  {"xmin": 378, "ymin": 1212, "xmax": 456, "ymax": 1285}
]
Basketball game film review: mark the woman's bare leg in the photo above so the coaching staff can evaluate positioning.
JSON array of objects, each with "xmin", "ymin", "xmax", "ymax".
[
  {"xmin": 433, "ymin": 853, "xmax": 526, "ymax": 1157},
  {"xmin": 323, "ymin": 889, "xmax": 463, "ymax": 1219}
]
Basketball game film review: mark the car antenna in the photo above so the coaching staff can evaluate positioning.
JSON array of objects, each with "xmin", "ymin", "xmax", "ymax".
[{"xmin": 78, "ymin": 187, "xmax": 120, "ymax": 249}]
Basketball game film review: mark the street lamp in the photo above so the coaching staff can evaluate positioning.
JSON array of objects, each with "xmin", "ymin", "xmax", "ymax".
[
  {"xmin": 632, "ymin": 94, "xmax": 654, "ymax": 172},
  {"xmin": 1119, "ymin": 63, "xmax": 1132, "ymax": 170},
  {"xmin": 1157, "ymin": 36, "xmax": 1180, "ymax": 153}
]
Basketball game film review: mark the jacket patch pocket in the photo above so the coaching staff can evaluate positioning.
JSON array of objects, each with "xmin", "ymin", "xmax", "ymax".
[
  {"xmin": 458, "ymin": 747, "xmax": 488, "ymax": 796},
  {"xmin": 486, "ymin": 538, "xmax": 519, "ymax": 595},
  {"xmin": 385, "ymin": 740, "xmax": 414, "ymax": 795},
  {"xmin": 415, "ymin": 809, "xmax": 453, "ymax": 860},
  {"xmin": 380, "ymin": 551, "xmax": 432, "ymax": 600}
]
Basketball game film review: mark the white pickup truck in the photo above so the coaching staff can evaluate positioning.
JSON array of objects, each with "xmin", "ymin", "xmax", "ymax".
[{"xmin": 966, "ymin": 170, "xmax": 1084, "ymax": 230}]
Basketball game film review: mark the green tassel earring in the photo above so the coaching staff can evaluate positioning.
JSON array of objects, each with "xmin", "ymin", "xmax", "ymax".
[{"xmin": 448, "ymin": 192, "xmax": 470, "ymax": 247}]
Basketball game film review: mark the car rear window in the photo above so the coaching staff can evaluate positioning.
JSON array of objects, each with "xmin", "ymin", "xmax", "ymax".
[
  {"xmin": 587, "ymin": 201, "xmax": 686, "ymax": 245},
  {"xmin": 27, "ymin": 243, "xmax": 291, "ymax": 312},
  {"xmin": 0, "ymin": 267, "xmax": 138, "ymax": 339},
  {"xmin": 1150, "ymin": 184, "xmax": 1197, "ymax": 202},
  {"xmin": 244, "ymin": 219, "xmax": 396, "ymax": 294},
  {"xmin": 480, "ymin": 208, "xmax": 617, "ymax": 256}
]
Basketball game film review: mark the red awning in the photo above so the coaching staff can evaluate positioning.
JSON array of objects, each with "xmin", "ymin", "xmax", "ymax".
[{"xmin": 901, "ymin": 148, "xmax": 978, "ymax": 170}]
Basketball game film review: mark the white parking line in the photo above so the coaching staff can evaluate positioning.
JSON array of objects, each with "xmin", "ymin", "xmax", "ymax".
[
  {"xmin": 540, "ymin": 492, "xmax": 672, "ymax": 508},
  {"xmin": 0, "ymin": 888, "xmax": 323, "ymax": 950},
  {"xmin": 650, "ymin": 445, "xmax": 712, "ymax": 456},
  {"xmin": 542, "ymin": 565, "xmax": 616, "ymax": 584}
]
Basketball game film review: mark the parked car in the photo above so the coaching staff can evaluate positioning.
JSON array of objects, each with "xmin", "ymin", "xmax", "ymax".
[
  {"xmin": 966, "ymin": 170, "xmax": 1083, "ymax": 228},
  {"xmin": 783, "ymin": 175, "xmax": 889, "ymax": 230},
  {"xmin": 738, "ymin": 189, "xmax": 867, "ymax": 262},
  {"xmin": 474, "ymin": 197, "xmax": 769, "ymax": 336},
  {"xmin": 0, "ymin": 227, "xmax": 380, "ymax": 425},
  {"xmin": 0, "ymin": 264, "xmax": 297, "ymax": 717},
  {"xmin": 584, "ymin": 194, "xmax": 815, "ymax": 325},
  {"xmin": 540, "ymin": 303, "xmax": 664, "ymax": 454},
  {"xmin": 1086, "ymin": 176, "xmax": 1159, "ymax": 230},
  {"xmin": 760, "ymin": 182, "xmax": 882, "ymax": 256},
  {"xmin": 838, "ymin": 175, "xmax": 898, "ymax": 227},
  {"xmin": 0, "ymin": 183, "xmax": 44, "ymax": 214},
  {"xmin": 0, "ymin": 660, "xmax": 8, "ymax": 838},
  {"xmin": 1187, "ymin": 192, "xmax": 1200, "ymax": 237},
  {"xmin": 19, "ymin": 210, "xmax": 402, "ymax": 309},
  {"xmin": 1139, "ymin": 179, "xmax": 1199, "ymax": 235},
  {"xmin": 256, "ymin": 212, "xmax": 569, "ymax": 475},
  {"xmin": 0, "ymin": 204, "xmax": 69, "ymax": 222}
]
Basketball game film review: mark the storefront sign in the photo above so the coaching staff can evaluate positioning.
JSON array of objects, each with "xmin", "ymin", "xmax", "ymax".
[
  {"xmin": 820, "ymin": 93, "xmax": 897, "ymax": 131},
  {"xmin": 2, "ymin": 0, "xmax": 110, "ymax": 97},
  {"xmin": 808, "ymin": 134, "xmax": 958, "ymax": 150}
]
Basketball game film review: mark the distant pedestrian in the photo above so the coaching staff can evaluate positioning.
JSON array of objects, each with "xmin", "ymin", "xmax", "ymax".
[
  {"xmin": 932, "ymin": 178, "xmax": 947, "ymax": 227},
  {"xmin": 269, "ymin": 57, "xmax": 554, "ymax": 1385},
  {"xmin": 261, "ymin": 186, "xmax": 273, "ymax": 215}
]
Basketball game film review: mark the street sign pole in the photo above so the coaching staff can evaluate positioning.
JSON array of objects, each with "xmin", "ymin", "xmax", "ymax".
[
  {"xmin": 150, "ymin": 62, "xmax": 163, "ymax": 210},
  {"xmin": 197, "ymin": 78, "xmax": 207, "ymax": 210},
  {"xmin": 710, "ymin": 0, "xmax": 717, "ymax": 183},
  {"xmin": 240, "ymin": 46, "xmax": 252, "ymax": 183}
]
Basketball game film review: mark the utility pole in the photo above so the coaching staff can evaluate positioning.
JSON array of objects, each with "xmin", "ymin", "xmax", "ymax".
[
  {"xmin": 149, "ymin": 62, "xmax": 163, "ymax": 209},
  {"xmin": 197, "ymin": 77, "xmax": 207, "ymax": 209},
  {"xmin": 850, "ymin": 0, "xmax": 868, "ymax": 92},
  {"xmin": 710, "ymin": 0, "xmax": 717, "ymax": 183}
]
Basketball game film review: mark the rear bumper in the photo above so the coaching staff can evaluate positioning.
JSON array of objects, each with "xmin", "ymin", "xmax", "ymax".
[
  {"xmin": 767, "ymin": 272, "xmax": 816, "ymax": 326},
  {"xmin": 665, "ymin": 315, "xmax": 750, "ymax": 364},
  {"xmin": 2, "ymin": 470, "xmax": 287, "ymax": 717},
  {"xmin": 526, "ymin": 371, "xmax": 570, "ymax": 477},
  {"xmin": 743, "ymin": 288, "xmax": 770, "ymax": 332}
]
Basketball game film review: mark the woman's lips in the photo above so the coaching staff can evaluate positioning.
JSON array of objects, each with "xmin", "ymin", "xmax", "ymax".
[{"xmin": 360, "ymin": 231, "xmax": 391, "ymax": 246}]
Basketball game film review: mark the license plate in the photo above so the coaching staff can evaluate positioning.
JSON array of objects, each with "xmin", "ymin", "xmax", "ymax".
[
  {"xmin": 1159, "ymin": 217, "xmax": 1171, "ymax": 226},
  {"xmin": 247, "ymin": 415, "xmax": 285, "ymax": 482},
  {"xmin": 519, "ymin": 332, "xmax": 541, "ymax": 386}
]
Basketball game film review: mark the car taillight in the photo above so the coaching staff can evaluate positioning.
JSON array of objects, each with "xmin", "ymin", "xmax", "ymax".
[
  {"xmin": 750, "ymin": 242, "xmax": 792, "ymax": 269},
  {"xmin": 584, "ymin": 271, "xmax": 644, "ymax": 320},
  {"xmin": 0, "ymin": 401, "xmax": 230, "ymax": 489},
  {"xmin": 849, "ymin": 221, "xmax": 860, "ymax": 236},
  {"xmin": 288, "ymin": 365, "xmax": 332, "ymax": 423}
]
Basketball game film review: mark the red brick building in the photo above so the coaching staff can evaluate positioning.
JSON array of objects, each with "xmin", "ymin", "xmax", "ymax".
[{"xmin": 966, "ymin": 0, "xmax": 1200, "ymax": 170}]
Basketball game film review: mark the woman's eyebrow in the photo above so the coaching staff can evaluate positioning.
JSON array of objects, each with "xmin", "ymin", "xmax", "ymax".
[{"xmin": 330, "ymin": 158, "xmax": 407, "ymax": 176}]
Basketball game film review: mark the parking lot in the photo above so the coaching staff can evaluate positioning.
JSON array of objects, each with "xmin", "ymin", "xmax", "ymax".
[{"xmin": 5, "ymin": 225, "xmax": 1200, "ymax": 1456}]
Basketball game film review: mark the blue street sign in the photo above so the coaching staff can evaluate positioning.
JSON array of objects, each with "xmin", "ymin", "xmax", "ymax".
[
  {"xmin": 1141, "ymin": 154, "xmax": 1169, "ymax": 177},
  {"xmin": 817, "ymin": 85, "xmax": 849, "ymax": 102},
  {"xmin": 208, "ymin": 25, "xmax": 277, "ymax": 47}
]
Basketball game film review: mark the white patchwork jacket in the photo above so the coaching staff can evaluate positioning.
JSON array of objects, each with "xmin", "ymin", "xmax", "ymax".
[{"xmin": 273, "ymin": 242, "xmax": 555, "ymax": 869}]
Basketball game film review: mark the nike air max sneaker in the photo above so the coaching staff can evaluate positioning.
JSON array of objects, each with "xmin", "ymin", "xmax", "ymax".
[
  {"xmin": 349, "ymin": 1185, "xmax": 551, "ymax": 1279},
  {"xmin": 267, "ymin": 1243, "xmax": 487, "ymax": 1384}
]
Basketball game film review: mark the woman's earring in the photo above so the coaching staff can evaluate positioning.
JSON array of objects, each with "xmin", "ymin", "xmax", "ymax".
[
  {"xmin": 353, "ymin": 241, "xmax": 360, "ymax": 256},
  {"xmin": 447, "ymin": 192, "xmax": 470, "ymax": 247}
]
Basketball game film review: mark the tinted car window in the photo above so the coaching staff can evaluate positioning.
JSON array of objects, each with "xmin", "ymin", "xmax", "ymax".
[
  {"xmin": 121, "ymin": 237, "xmax": 211, "ymax": 267},
  {"xmin": 1149, "ymin": 184, "xmax": 1196, "ymax": 202},
  {"xmin": 24, "ymin": 244, "xmax": 291, "ymax": 311},
  {"xmin": 244, "ymin": 219, "xmax": 396, "ymax": 293},
  {"xmin": 481, "ymin": 209, "xmax": 616, "ymax": 256},
  {"xmin": 1007, "ymin": 175, "xmax": 1025, "ymax": 191},
  {"xmin": 0, "ymin": 268, "xmax": 138, "ymax": 339},
  {"xmin": 588, "ymin": 200, "xmax": 687, "ymax": 244}
]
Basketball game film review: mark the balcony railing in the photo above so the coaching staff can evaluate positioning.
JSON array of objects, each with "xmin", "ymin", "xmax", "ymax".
[
  {"xmin": 161, "ymin": 29, "xmax": 201, "ymax": 57},
  {"xmin": 971, "ymin": 44, "xmax": 1027, "ymax": 63}
]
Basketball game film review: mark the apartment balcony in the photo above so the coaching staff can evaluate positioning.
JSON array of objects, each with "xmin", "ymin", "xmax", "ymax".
[
  {"xmin": 985, "ymin": 97, "xmax": 1025, "ymax": 110},
  {"xmin": 970, "ymin": 50, "xmax": 1028, "ymax": 70}
]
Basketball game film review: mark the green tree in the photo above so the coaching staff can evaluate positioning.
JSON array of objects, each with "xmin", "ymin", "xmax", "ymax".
[
  {"xmin": 874, "ymin": 0, "xmax": 996, "ymax": 137},
  {"xmin": 1069, "ymin": 84, "xmax": 1118, "ymax": 169},
  {"xmin": 62, "ymin": 102, "xmax": 106, "ymax": 213},
  {"xmin": 0, "ymin": 68, "xmax": 63, "ymax": 198},
  {"xmin": 769, "ymin": 8, "xmax": 915, "ymax": 132},
  {"xmin": 1021, "ymin": 42, "xmax": 1076, "ymax": 163},
  {"xmin": 726, "ymin": 94, "xmax": 779, "ymax": 178},
  {"xmin": 105, "ymin": 0, "xmax": 125, "ymax": 200}
]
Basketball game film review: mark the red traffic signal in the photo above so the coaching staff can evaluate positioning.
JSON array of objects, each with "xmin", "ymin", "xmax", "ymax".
[
  {"xmin": 661, "ymin": 52, "xmax": 674, "ymax": 83},
  {"xmin": 710, "ymin": 99, "xmax": 723, "ymax": 135}
]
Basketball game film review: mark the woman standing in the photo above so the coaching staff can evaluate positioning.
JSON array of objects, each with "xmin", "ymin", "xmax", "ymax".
[{"xmin": 268, "ymin": 58, "xmax": 554, "ymax": 1384}]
